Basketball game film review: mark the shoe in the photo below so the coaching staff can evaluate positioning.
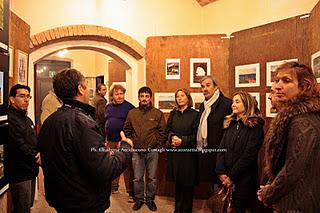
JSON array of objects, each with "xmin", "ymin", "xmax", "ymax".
[
  {"xmin": 132, "ymin": 200, "xmax": 144, "ymax": 211},
  {"xmin": 146, "ymin": 200, "xmax": 157, "ymax": 211}
]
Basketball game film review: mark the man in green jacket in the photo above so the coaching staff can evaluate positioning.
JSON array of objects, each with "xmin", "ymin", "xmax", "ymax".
[{"xmin": 124, "ymin": 86, "xmax": 166, "ymax": 212}]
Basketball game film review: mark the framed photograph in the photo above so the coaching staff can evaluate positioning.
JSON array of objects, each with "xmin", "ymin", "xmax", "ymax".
[
  {"xmin": 89, "ymin": 88, "xmax": 95, "ymax": 99},
  {"xmin": 266, "ymin": 93, "xmax": 277, "ymax": 118},
  {"xmin": 154, "ymin": 92, "xmax": 176, "ymax": 113},
  {"xmin": 17, "ymin": 50, "xmax": 28, "ymax": 85},
  {"xmin": 165, "ymin": 59, "xmax": 180, "ymax": 80},
  {"xmin": 190, "ymin": 58, "xmax": 211, "ymax": 87},
  {"xmin": 190, "ymin": 93, "xmax": 204, "ymax": 111},
  {"xmin": 311, "ymin": 50, "xmax": 320, "ymax": 83},
  {"xmin": 249, "ymin": 92, "xmax": 260, "ymax": 109},
  {"xmin": 235, "ymin": 63, "xmax": 260, "ymax": 87},
  {"xmin": 266, "ymin": 59, "xmax": 298, "ymax": 86},
  {"xmin": 9, "ymin": 47, "xmax": 13, "ymax": 77},
  {"xmin": 0, "ymin": 71, "xmax": 3, "ymax": 105}
]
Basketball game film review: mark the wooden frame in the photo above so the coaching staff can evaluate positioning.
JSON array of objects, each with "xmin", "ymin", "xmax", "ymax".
[
  {"xmin": 235, "ymin": 63, "xmax": 260, "ymax": 87},
  {"xmin": 266, "ymin": 59, "xmax": 297, "ymax": 86},
  {"xmin": 311, "ymin": 50, "xmax": 320, "ymax": 83},
  {"xmin": 17, "ymin": 50, "xmax": 28, "ymax": 85},
  {"xmin": 165, "ymin": 58, "xmax": 180, "ymax": 80},
  {"xmin": 0, "ymin": 71, "xmax": 3, "ymax": 105},
  {"xmin": 266, "ymin": 93, "xmax": 277, "ymax": 118},
  {"xmin": 190, "ymin": 58, "xmax": 211, "ymax": 87},
  {"xmin": 154, "ymin": 92, "xmax": 176, "ymax": 113},
  {"xmin": 9, "ymin": 46, "xmax": 13, "ymax": 77}
]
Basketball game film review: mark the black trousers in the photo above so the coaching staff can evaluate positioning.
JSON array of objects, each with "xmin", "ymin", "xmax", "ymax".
[{"xmin": 174, "ymin": 184, "xmax": 194, "ymax": 213}]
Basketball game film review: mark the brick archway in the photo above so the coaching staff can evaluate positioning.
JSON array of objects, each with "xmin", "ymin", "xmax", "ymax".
[{"xmin": 29, "ymin": 25, "xmax": 145, "ymax": 60}]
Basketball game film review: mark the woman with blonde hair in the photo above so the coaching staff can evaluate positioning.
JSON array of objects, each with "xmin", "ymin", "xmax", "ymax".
[
  {"xmin": 165, "ymin": 88, "xmax": 199, "ymax": 213},
  {"xmin": 216, "ymin": 91, "xmax": 264, "ymax": 213},
  {"xmin": 258, "ymin": 62, "xmax": 320, "ymax": 212}
]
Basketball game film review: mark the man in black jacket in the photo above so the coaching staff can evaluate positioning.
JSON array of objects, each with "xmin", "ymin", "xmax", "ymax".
[
  {"xmin": 39, "ymin": 68, "xmax": 133, "ymax": 213},
  {"xmin": 197, "ymin": 76, "xmax": 232, "ymax": 198},
  {"xmin": 5, "ymin": 84, "xmax": 40, "ymax": 213}
]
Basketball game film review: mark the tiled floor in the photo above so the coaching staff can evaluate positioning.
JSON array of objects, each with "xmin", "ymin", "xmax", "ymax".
[{"xmin": 31, "ymin": 172, "xmax": 212, "ymax": 213}]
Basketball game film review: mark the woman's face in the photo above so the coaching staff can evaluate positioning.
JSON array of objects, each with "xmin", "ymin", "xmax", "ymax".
[
  {"xmin": 176, "ymin": 91, "xmax": 188, "ymax": 108},
  {"xmin": 274, "ymin": 69, "xmax": 301, "ymax": 103},
  {"xmin": 232, "ymin": 94, "xmax": 245, "ymax": 117}
]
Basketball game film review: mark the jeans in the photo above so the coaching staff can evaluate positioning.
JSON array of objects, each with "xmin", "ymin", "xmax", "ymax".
[
  {"xmin": 10, "ymin": 178, "xmax": 36, "ymax": 213},
  {"xmin": 132, "ymin": 151, "xmax": 159, "ymax": 202}
]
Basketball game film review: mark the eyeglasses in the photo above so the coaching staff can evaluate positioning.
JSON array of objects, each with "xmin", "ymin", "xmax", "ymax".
[{"xmin": 16, "ymin": 94, "xmax": 32, "ymax": 100}]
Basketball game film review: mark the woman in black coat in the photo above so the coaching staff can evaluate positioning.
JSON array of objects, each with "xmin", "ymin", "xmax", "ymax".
[
  {"xmin": 216, "ymin": 91, "xmax": 264, "ymax": 213},
  {"xmin": 165, "ymin": 88, "xmax": 199, "ymax": 213}
]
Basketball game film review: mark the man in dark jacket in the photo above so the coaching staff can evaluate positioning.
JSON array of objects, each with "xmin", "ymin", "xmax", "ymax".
[
  {"xmin": 5, "ymin": 84, "xmax": 40, "ymax": 213},
  {"xmin": 92, "ymin": 83, "xmax": 108, "ymax": 136},
  {"xmin": 39, "ymin": 68, "xmax": 132, "ymax": 213},
  {"xmin": 196, "ymin": 76, "xmax": 232, "ymax": 198},
  {"xmin": 124, "ymin": 86, "xmax": 166, "ymax": 211}
]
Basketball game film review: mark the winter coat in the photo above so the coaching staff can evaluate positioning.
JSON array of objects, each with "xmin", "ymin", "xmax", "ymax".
[
  {"xmin": 124, "ymin": 104, "xmax": 166, "ymax": 149},
  {"xmin": 165, "ymin": 107, "xmax": 199, "ymax": 186},
  {"xmin": 197, "ymin": 92, "xmax": 232, "ymax": 183},
  {"xmin": 40, "ymin": 90, "xmax": 63, "ymax": 124},
  {"xmin": 216, "ymin": 116, "xmax": 264, "ymax": 199},
  {"xmin": 39, "ymin": 99, "xmax": 132, "ymax": 212},
  {"xmin": 5, "ymin": 106, "xmax": 39, "ymax": 183},
  {"xmin": 92, "ymin": 94, "xmax": 107, "ymax": 136},
  {"xmin": 262, "ymin": 95, "xmax": 320, "ymax": 212}
]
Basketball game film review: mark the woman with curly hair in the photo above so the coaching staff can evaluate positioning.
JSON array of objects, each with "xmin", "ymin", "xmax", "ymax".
[{"xmin": 258, "ymin": 62, "xmax": 320, "ymax": 212}]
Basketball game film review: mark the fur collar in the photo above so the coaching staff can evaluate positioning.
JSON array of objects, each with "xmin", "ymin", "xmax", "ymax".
[
  {"xmin": 224, "ymin": 115, "xmax": 264, "ymax": 129},
  {"xmin": 264, "ymin": 95, "xmax": 320, "ymax": 179}
]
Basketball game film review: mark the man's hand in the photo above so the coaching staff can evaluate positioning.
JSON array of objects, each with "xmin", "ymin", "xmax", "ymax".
[
  {"xmin": 120, "ymin": 131, "xmax": 133, "ymax": 147},
  {"xmin": 35, "ymin": 152, "xmax": 41, "ymax": 165}
]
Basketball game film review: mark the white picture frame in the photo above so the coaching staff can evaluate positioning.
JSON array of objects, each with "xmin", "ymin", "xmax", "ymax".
[
  {"xmin": 154, "ymin": 92, "xmax": 176, "ymax": 113},
  {"xmin": 165, "ymin": 58, "xmax": 180, "ymax": 80},
  {"xmin": 190, "ymin": 58, "xmax": 211, "ymax": 87},
  {"xmin": 311, "ymin": 50, "xmax": 320, "ymax": 83},
  {"xmin": 17, "ymin": 50, "xmax": 28, "ymax": 85},
  {"xmin": 266, "ymin": 59, "xmax": 298, "ymax": 86},
  {"xmin": 266, "ymin": 93, "xmax": 277, "ymax": 118},
  {"xmin": 235, "ymin": 63, "xmax": 260, "ymax": 87},
  {"xmin": 190, "ymin": 92, "xmax": 204, "ymax": 111},
  {"xmin": 249, "ymin": 92, "xmax": 260, "ymax": 109},
  {"xmin": 9, "ymin": 46, "xmax": 14, "ymax": 77}
]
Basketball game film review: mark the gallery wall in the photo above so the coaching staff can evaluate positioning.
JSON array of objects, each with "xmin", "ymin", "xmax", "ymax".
[{"xmin": 146, "ymin": 34, "xmax": 230, "ymax": 97}]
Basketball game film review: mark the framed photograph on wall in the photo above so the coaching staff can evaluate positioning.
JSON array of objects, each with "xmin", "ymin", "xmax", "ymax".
[
  {"xmin": 249, "ymin": 92, "xmax": 260, "ymax": 109},
  {"xmin": 154, "ymin": 92, "xmax": 176, "ymax": 113},
  {"xmin": 266, "ymin": 93, "xmax": 277, "ymax": 118},
  {"xmin": 9, "ymin": 46, "xmax": 13, "ymax": 77},
  {"xmin": 190, "ymin": 93, "xmax": 204, "ymax": 111},
  {"xmin": 17, "ymin": 50, "xmax": 28, "ymax": 85},
  {"xmin": 165, "ymin": 59, "xmax": 180, "ymax": 80},
  {"xmin": 166, "ymin": 58, "xmax": 180, "ymax": 79},
  {"xmin": 235, "ymin": 63, "xmax": 260, "ymax": 87},
  {"xmin": 311, "ymin": 50, "xmax": 320, "ymax": 83},
  {"xmin": 190, "ymin": 58, "xmax": 211, "ymax": 87},
  {"xmin": 266, "ymin": 59, "xmax": 298, "ymax": 86}
]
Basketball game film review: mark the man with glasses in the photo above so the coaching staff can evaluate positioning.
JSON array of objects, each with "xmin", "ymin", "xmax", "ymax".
[{"xmin": 5, "ymin": 84, "xmax": 41, "ymax": 213}]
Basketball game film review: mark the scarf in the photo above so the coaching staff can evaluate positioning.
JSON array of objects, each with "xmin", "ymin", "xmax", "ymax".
[{"xmin": 197, "ymin": 89, "xmax": 220, "ymax": 149}]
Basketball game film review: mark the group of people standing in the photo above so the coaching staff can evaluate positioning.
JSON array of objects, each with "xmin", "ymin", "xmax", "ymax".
[{"xmin": 4, "ymin": 61, "xmax": 320, "ymax": 213}]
